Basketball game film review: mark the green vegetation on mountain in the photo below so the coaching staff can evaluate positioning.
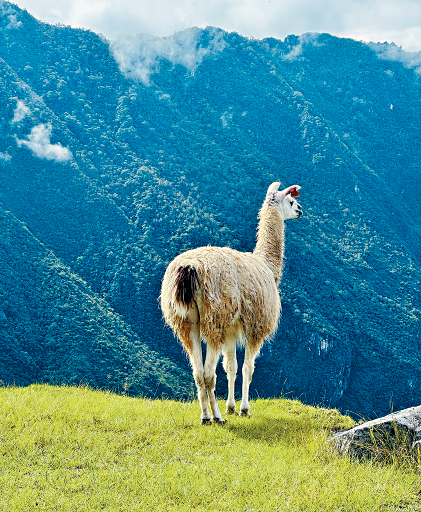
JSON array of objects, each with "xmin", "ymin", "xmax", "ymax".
[
  {"xmin": 0, "ymin": 1, "xmax": 420, "ymax": 416},
  {"xmin": 0, "ymin": 205, "xmax": 190, "ymax": 397},
  {"xmin": 3, "ymin": 385, "xmax": 421, "ymax": 512}
]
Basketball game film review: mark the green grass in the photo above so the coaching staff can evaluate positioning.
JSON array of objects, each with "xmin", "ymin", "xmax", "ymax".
[{"xmin": 0, "ymin": 385, "xmax": 420, "ymax": 512}]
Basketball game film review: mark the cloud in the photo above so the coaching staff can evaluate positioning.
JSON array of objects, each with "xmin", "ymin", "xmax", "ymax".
[
  {"xmin": 8, "ymin": 0, "xmax": 421, "ymax": 52},
  {"xmin": 16, "ymin": 123, "xmax": 72, "ymax": 162},
  {"xmin": 221, "ymin": 108, "xmax": 233, "ymax": 128},
  {"xmin": 342, "ymin": 26, "xmax": 421, "ymax": 54},
  {"xmin": 6, "ymin": 13, "xmax": 22, "ymax": 29},
  {"xmin": 368, "ymin": 42, "xmax": 421, "ymax": 74},
  {"xmin": 1, "ymin": 1, "xmax": 23, "ymax": 29},
  {"xmin": 0, "ymin": 152, "xmax": 11, "ymax": 162},
  {"xmin": 282, "ymin": 33, "xmax": 321, "ymax": 61},
  {"xmin": 110, "ymin": 27, "xmax": 226, "ymax": 85},
  {"xmin": 11, "ymin": 100, "xmax": 31, "ymax": 124}
]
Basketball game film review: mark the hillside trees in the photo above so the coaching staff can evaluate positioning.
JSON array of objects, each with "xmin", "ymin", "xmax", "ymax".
[{"xmin": 0, "ymin": 3, "xmax": 420, "ymax": 416}]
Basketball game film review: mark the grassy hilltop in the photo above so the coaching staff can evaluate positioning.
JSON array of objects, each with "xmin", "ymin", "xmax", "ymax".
[{"xmin": 1, "ymin": 385, "xmax": 421, "ymax": 512}]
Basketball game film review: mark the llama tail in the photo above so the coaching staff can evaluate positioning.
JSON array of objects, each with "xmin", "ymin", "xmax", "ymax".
[{"xmin": 174, "ymin": 265, "xmax": 199, "ymax": 305}]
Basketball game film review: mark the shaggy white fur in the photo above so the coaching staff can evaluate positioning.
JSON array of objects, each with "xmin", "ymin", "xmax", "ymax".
[{"xmin": 161, "ymin": 182, "xmax": 302, "ymax": 424}]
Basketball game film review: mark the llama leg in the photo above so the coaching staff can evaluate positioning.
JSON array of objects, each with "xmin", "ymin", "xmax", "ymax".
[
  {"xmin": 240, "ymin": 342, "xmax": 261, "ymax": 417},
  {"xmin": 222, "ymin": 338, "xmax": 237, "ymax": 414},
  {"xmin": 191, "ymin": 339, "xmax": 212, "ymax": 425},
  {"xmin": 204, "ymin": 344, "xmax": 225, "ymax": 423},
  {"xmin": 185, "ymin": 308, "xmax": 211, "ymax": 425}
]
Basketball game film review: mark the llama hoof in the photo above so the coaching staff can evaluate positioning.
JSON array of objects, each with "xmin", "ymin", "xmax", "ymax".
[
  {"xmin": 213, "ymin": 417, "xmax": 226, "ymax": 425},
  {"xmin": 201, "ymin": 418, "xmax": 212, "ymax": 426},
  {"xmin": 226, "ymin": 406, "xmax": 236, "ymax": 415},
  {"xmin": 239, "ymin": 409, "xmax": 251, "ymax": 418}
]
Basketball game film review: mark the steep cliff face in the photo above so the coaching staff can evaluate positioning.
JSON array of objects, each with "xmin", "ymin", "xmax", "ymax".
[{"xmin": 0, "ymin": 2, "xmax": 420, "ymax": 417}]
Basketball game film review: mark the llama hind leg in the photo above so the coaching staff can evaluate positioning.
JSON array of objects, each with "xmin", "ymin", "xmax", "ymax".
[
  {"xmin": 222, "ymin": 338, "xmax": 237, "ymax": 414},
  {"xmin": 183, "ymin": 308, "xmax": 211, "ymax": 424},
  {"xmin": 240, "ymin": 342, "xmax": 262, "ymax": 417},
  {"xmin": 204, "ymin": 344, "xmax": 225, "ymax": 423},
  {"xmin": 191, "ymin": 336, "xmax": 212, "ymax": 425}
]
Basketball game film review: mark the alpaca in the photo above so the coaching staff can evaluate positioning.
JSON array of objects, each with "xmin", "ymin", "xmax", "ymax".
[{"xmin": 160, "ymin": 182, "xmax": 302, "ymax": 424}]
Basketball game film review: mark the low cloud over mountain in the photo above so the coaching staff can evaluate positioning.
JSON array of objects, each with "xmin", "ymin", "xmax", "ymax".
[{"xmin": 16, "ymin": 122, "xmax": 72, "ymax": 162}]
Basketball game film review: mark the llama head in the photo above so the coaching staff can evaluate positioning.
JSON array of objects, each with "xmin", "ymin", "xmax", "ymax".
[{"xmin": 266, "ymin": 182, "xmax": 302, "ymax": 220}]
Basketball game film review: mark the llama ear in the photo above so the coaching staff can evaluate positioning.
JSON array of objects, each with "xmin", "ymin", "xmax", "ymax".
[
  {"xmin": 277, "ymin": 185, "xmax": 301, "ymax": 201},
  {"xmin": 266, "ymin": 182, "xmax": 281, "ymax": 197}
]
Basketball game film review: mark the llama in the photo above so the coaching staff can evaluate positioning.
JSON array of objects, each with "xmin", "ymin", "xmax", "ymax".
[{"xmin": 161, "ymin": 182, "xmax": 302, "ymax": 424}]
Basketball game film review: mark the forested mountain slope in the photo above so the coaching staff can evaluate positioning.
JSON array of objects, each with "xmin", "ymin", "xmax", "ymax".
[
  {"xmin": 1, "ymin": 1, "xmax": 420, "ymax": 416},
  {"xmin": 0, "ymin": 204, "xmax": 189, "ymax": 396}
]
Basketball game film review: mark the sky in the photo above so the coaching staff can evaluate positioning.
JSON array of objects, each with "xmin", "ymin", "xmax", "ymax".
[{"xmin": 9, "ymin": 0, "xmax": 421, "ymax": 52}]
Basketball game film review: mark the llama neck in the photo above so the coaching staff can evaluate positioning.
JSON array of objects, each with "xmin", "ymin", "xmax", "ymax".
[{"xmin": 253, "ymin": 204, "xmax": 285, "ymax": 284}]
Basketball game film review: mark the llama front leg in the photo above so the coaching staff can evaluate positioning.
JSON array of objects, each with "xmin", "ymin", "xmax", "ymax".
[
  {"xmin": 204, "ymin": 344, "xmax": 225, "ymax": 424},
  {"xmin": 222, "ymin": 339, "xmax": 237, "ymax": 414},
  {"xmin": 240, "ymin": 342, "xmax": 261, "ymax": 417}
]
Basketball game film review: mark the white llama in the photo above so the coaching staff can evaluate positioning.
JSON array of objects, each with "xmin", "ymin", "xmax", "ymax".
[{"xmin": 161, "ymin": 182, "xmax": 302, "ymax": 424}]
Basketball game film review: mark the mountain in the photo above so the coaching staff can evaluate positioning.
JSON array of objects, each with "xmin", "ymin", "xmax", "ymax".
[
  {"xmin": 0, "ymin": 1, "xmax": 421, "ymax": 417},
  {"xmin": 0, "ymin": 203, "xmax": 191, "ymax": 397}
]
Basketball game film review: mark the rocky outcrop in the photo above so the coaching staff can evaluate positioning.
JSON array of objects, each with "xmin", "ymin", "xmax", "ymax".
[{"xmin": 330, "ymin": 406, "xmax": 421, "ymax": 459}]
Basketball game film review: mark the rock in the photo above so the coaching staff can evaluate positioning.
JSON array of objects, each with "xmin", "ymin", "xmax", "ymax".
[{"xmin": 330, "ymin": 405, "xmax": 421, "ymax": 459}]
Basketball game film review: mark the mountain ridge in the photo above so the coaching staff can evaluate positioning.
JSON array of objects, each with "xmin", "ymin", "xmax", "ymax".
[{"xmin": 0, "ymin": 1, "xmax": 420, "ymax": 417}]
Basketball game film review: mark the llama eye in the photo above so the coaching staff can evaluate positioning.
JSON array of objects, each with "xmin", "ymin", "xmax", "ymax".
[{"xmin": 289, "ymin": 201, "xmax": 294, "ymax": 206}]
